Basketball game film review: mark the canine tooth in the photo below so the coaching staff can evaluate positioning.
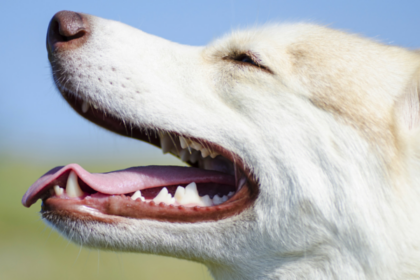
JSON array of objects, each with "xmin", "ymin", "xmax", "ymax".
[
  {"xmin": 179, "ymin": 137, "xmax": 189, "ymax": 149},
  {"xmin": 213, "ymin": 195, "xmax": 222, "ymax": 205},
  {"xmin": 81, "ymin": 101, "xmax": 89, "ymax": 113},
  {"xmin": 228, "ymin": 191, "xmax": 235, "ymax": 197},
  {"xmin": 200, "ymin": 195, "xmax": 213, "ymax": 207},
  {"xmin": 93, "ymin": 104, "xmax": 98, "ymax": 109},
  {"xmin": 180, "ymin": 149, "xmax": 190, "ymax": 162},
  {"xmin": 222, "ymin": 195, "xmax": 228, "ymax": 203},
  {"xmin": 53, "ymin": 185, "xmax": 64, "ymax": 196},
  {"xmin": 201, "ymin": 148, "xmax": 210, "ymax": 158},
  {"xmin": 66, "ymin": 171, "xmax": 84, "ymax": 198},
  {"xmin": 153, "ymin": 187, "xmax": 172, "ymax": 204},
  {"xmin": 160, "ymin": 133, "xmax": 173, "ymax": 154},
  {"xmin": 190, "ymin": 141, "xmax": 202, "ymax": 150}
]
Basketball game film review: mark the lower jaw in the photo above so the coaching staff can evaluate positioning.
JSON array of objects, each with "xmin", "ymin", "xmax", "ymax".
[{"xmin": 42, "ymin": 181, "xmax": 257, "ymax": 223}]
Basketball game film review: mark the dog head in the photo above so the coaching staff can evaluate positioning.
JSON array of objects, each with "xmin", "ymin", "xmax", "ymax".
[{"xmin": 23, "ymin": 11, "xmax": 420, "ymax": 279}]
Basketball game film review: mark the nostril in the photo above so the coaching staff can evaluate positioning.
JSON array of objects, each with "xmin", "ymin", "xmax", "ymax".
[
  {"xmin": 51, "ymin": 19, "xmax": 85, "ymax": 42},
  {"xmin": 64, "ymin": 30, "xmax": 86, "ymax": 41},
  {"xmin": 47, "ymin": 10, "xmax": 89, "ymax": 53},
  {"xmin": 49, "ymin": 19, "xmax": 66, "ymax": 42}
]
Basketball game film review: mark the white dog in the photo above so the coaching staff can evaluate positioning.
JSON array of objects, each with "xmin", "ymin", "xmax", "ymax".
[{"xmin": 22, "ymin": 11, "xmax": 420, "ymax": 279}]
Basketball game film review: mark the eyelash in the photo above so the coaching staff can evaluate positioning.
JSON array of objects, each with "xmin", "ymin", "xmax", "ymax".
[
  {"xmin": 223, "ymin": 53, "xmax": 272, "ymax": 73},
  {"xmin": 234, "ymin": 53, "xmax": 259, "ymax": 66}
]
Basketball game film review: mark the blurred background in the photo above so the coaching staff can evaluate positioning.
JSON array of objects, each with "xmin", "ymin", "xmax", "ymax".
[{"xmin": 1, "ymin": 0, "xmax": 420, "ymax": 279}]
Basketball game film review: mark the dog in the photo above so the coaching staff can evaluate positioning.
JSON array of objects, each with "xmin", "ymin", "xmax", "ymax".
[{"xmin": 22, "ymin": 10, "xmax": 420, "ymax": 279}]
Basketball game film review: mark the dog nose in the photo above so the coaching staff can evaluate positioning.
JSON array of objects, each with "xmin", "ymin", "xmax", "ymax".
[{"xmin": 47, "ymin": 10, "xmax": 89, "ymax": 54}]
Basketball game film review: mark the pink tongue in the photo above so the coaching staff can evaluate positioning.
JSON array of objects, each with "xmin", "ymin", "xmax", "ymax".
[{"xmin": 22, "ymin": 163, "xmax": 235, "ymax": 207}]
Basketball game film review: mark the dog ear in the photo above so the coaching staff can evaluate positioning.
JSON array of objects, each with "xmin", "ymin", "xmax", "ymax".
[{"xmin": 395, "ymin": 67, "xmax": 420, "ymax": 133}]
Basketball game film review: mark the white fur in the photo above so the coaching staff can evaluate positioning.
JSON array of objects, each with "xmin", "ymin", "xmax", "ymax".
[{"xmin": 49, "ymin": 14, "xmax": 420, "ymax": 279}]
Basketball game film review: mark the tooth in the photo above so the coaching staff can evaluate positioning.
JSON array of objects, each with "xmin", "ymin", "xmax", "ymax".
[
  {"xmin": 153, "ymin": 187, "xmax": 173, "ymax": 204},
  {"xmin": 153, "ymin": 187, "xmax": 168, "ymax": 203},
  {"xmin": 171, "ymin": 146, "xmax": 180, "ymax": 156},
  {"xmin": 213, "ymin": 195, "xmax": 222, "ymax": 205},
  {"xmin": 201, "ymin": 148, "xmax": 210, "ymax": 158},
  {"xmin": 81, "ymin": 101, "xmax": 89, "ymax": 113},
  {"xmin": 175, "ymin": 182, "xmax": 202, "ymax": 205},
  {"xmin": 200, "ymin": 195, "xmax": 212, "ymax": 206},
  {"xmin": 66, "ymin": 171, "xmax": 84, "ymax": 198},
  {"xmin": 54, "ymin": 185, "xmax": 64, "ymax": 196},
  {"xmin": 160, "ymin": 133, "xmax": 173, "ymax": 154},
  {"xmin": 93, "ymin": 104, "xmax": 98, "ymax": 109},
  {"xmin": 228, "ymin": 191, "xmax": 235, "ymax": 197},
  {"xmin": 131, "ymin": 190, "xmax": 145, "ymax": 201},
  {"xmin": 179, "ymin": 137, "xmax": 189, "ymax": 149},
  {"xmin": 180, "ymin": 149, "xmax": 190, "ymax": 162},
  {"xmin": 175, "ymin": 186, "xmax": 186, "ymax": 202},
  {"xmin": 221, "ymin": 195, "xmax": 228, "ymax": 203},
  {"xmin": 210, "ymin": 152, "xmax": 219, "ymax": 158},
  {"xmin": 174, "ymin": 183, "xmax": 214, "ymax": 206},
  {"xmin": 238, "ymin": 177, "xmax": 247, "ymax": 190},
  {"xmin": 189, "ymin": 150, "xmax": 200, "ymax": 163},
  {"xmin": 190, "ymin": 141, "xmax": 202, "ymax": 150},
  {"xmin": 185, "ymin": 182, "xmax": 199, "ymax": 195}
]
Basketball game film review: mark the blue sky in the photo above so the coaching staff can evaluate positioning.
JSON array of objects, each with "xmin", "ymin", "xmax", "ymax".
[{"xmin": 1, "ymin": 0, "xmax": 420, "ymax": 165}]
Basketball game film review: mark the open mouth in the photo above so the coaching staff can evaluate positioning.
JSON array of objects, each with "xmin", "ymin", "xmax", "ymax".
[{"xmin": 22, "ymin": 85, "xmax": 258, "ymax": 223}]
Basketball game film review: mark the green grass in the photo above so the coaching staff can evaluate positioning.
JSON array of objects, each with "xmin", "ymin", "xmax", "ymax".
[{"xmin": 0, "ymin": 156, "xmax": 212, "ymax": 280}]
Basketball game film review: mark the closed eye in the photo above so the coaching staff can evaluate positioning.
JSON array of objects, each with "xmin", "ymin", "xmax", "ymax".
[
  {"xmin": 235, "ymin": 54, "xmax": 259, "ymax": 66},
  {"xmin": 223, "ymin": 52, "xmax": 273, "ymax": 74}
]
